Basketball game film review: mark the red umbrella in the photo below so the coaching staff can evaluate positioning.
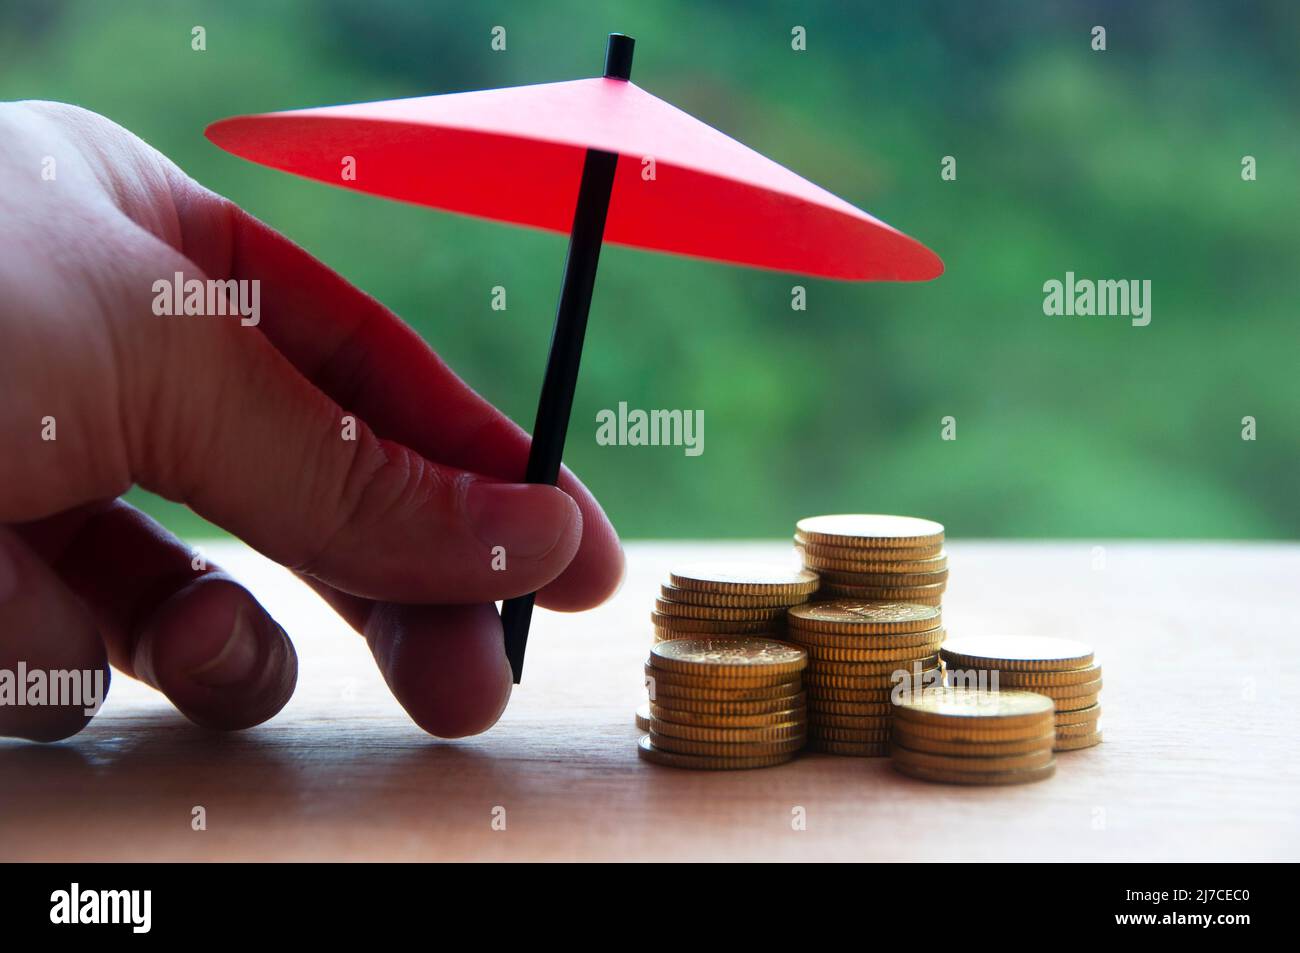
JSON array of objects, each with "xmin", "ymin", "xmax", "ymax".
[{"xmin": 206, "ymin": 33, "xmax": 942, "ymax": 682}]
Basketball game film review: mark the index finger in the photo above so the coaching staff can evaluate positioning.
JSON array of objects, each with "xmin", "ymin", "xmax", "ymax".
[{"xmin": 169, "ymin": 178, "xmax": 623, "ymax": 612}]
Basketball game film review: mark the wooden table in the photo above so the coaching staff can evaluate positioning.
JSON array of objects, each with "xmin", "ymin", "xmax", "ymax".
[{"xmin": 2, "ymin": 540, "xmax": 1297, "ymax": 862}]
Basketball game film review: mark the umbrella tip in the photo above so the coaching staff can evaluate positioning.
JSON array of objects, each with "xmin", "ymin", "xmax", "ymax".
[{"xmin": 604, "ymin": 33, "xmax": 635, "ymax": 80}]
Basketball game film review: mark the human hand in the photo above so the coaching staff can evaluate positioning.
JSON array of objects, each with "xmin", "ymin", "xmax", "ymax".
[{"xmin": 0, "ymin": 101, "xmax": 623, "ymax": 742}]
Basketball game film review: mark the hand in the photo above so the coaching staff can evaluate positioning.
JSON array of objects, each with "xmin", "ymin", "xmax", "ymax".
[{"xmin": 0, "ymin": 102, "xmax": 623, "ymax": 742}]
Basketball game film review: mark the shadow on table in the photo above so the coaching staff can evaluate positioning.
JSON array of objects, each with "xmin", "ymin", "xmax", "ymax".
[{"xmin": 0, "ymin": 710, "xmax": 553, "ymax": 858}]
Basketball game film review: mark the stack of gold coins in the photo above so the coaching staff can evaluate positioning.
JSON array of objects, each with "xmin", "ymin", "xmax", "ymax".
[
  {"xmin": 635, "ymin": 564, "xmax": 816, "ymax": 732},
  {"xmin": 638, "ymin": 638, "xmax": 808, "ymax": 770},
  {"xmin": 939, "ymin": 636, "xmax": 1102, "ymax": 751},
  {"xmin": 891, "ymin": 687, "xmax": 1057, "ymax": 784},
  {"xmin": 794, "ymin": 514, "xmax": 947, "ymax": 604},
  {"xmin": 651, "ymin": 563, "xmax": 819, "ymax": 643},
  {"xmin": 786, "ymin": 601, "xmax": 945, "ymax": 756}
]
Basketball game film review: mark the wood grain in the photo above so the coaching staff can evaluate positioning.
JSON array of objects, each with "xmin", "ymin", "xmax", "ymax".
[{"xmin": 2, "ymin": 540, "xmax": 1297, "ymax": 861}]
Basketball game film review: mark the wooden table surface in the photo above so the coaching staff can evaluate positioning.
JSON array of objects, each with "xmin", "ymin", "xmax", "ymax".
[{"xmin": 2, "ymin": 540, "xmax": 1297, "ymax": 862}]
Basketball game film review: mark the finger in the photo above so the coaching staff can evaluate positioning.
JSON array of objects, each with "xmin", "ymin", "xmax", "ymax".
[
  {"xmin": 365, "ymin": 601, "xmax": 513, "ymax": 738},
  {"xmin": 293, "ymin": 573, "xmax": 513, "ymax": 740},
  {"xmin": 0, "ymin": 525, "xmax": 109, "ymax": 742},
  {"xmin": 15, "ymin": 500, "xmax": 296, "ymax": 731},
  {"xmin": 105, "ymin": 236, "xmax": 583, "ymax": 604},
  {"xmin": 166, "ymin": 186, "xmax": 623, "ymax": 611},
  {"xmin": 133, "ymin": 572, "xmax": 297, "ymax": 731},
  {"xmin": 296, "ymin": 579, "xmax": 513, "ymax": 739}
]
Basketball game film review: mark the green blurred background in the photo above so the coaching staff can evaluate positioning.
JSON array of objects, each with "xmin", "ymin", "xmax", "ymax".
[{"xmin": 2, "ymin": 0, "xmax": 1296, "ymax": 540}]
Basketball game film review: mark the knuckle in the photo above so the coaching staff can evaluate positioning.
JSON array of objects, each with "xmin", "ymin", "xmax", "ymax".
[{"xmin": 293, "ymin": 425, "xmax": 448, "ymax": 578}]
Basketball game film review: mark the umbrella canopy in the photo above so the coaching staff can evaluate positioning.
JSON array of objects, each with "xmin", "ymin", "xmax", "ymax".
[
  {"xmin": 205, "ymin": 34, "xmax": 943, "ymax": 684},
  {"xmin": 206, "ymin": 77, "xmax": 941, "ymax": 281}
]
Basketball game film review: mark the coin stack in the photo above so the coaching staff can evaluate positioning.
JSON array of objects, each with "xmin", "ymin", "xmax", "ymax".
[
  {"xmin": 638, "ymin": 638, "xmax": 809, "ymax": 770},
  {"xmin": 786, "ymin": 601, "xmax": 945, "ymax": 756},
  {"xmin": 939, "ymin": 636, "xmax": 1102, "ymax": 751},
  {"xmin": 794, "ymin": 515, "xmax": 948, "ymax": 604},
  {"xmin": 891, "ymin": 687, "xmax": 1057, "ymax": 784},
  {"xmin": 651, "ymin": 563, "xmax": 819, "ymax": 643}
]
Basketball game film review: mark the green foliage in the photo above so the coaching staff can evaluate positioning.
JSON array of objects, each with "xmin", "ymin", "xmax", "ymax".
[{"xmin": 3, "ymin": 0, "xmax": 1296, "ymax": 539}]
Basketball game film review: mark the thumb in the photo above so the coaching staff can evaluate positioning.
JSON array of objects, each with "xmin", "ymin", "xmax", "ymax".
[{"xmin": 126, "ymin": 254, "xmax": 583, "ymax": 603}]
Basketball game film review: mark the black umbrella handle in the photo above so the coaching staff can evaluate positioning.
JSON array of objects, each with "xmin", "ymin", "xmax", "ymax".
[{"xmin": 501, "ymin": 34, "xmax": 634, "ymax": 683}]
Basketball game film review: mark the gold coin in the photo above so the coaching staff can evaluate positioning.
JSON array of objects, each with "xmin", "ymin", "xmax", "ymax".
[
  {"xmin": 653, "ymin": 627, "xmax": 778, "ymax": 644},
  {"xmin": 649, "ymin": 637, "xmax": 806, "ymax": 678},
  {"xmin": 1030, "ymin": 678, "xmax": 1102, "ymax": 700},
  {"xmin": 819, "ymin": 586, "xmax": 943, "ymax": 605},
  {"xmin": 804, "ymin": 552, "xmax": 949, "ymax": 575},
  {"xmin": 785, "ymin": 625, "xmax": 946, "ymax": 649},
  {"xmin": 936, "ymin": 671, "xmax": 1008, "ymax": 695},
  {"xmin": 806, "ymin": 655, "xmax": 941, "ymax": 676},
  {"xmin": 807, "ymin": 712, "xmax": 893, "ymax": 730},
  {"xmin": 788, "ymin": 601, "xmax": 942, "ymax": 634},
  {"xmin": 805, "ymin": 672, "xmax": 935, "ymax": 692},
  {"xmin": 1056, "ymin": 703, "xmax": 1100, "ymax": 726},
  {"xmin": 891, "ymin": 743, "xmax": 1054, "ymax": 773},
  {"xmin": 650, "ymin": 704, "xmax": 807, "ymax": 729},
  {"xmin": 648, "ymin": 719, "xmax": 806, "ymax": 743},
  {"xmin": 1051, "ymin": 691, "xmax": 1099, "ymax": 712},
  {"xmin": 653, "ymin": 598, "xmax": 790, "ymax": 622},
  {"xmin": 891, "ymin": 720, "xmax": 1050, "ymax": 743},
  {"xmin": 646, "ymin": 730, "xmax": 806, "ymax": 757},
  {"xmin": 808, "ymin": 568, "xmax": 949, "ymax": 587},
  {"xmin": 644, "ymin": 663, "xmax": 797, "ymax": 690},
  {"xmin": 806, "ymin": 670, "xmax": 943, "ymax": 701},
  {"xmin": 807, "ymin": 738, "xmax": 890, "ymax": 757},
  {"xmin": 650, "ymin": 692, "xmax": 806, "ymax": 717},
  {"xmin": 892, "ymin": 731, "xmax": 1056, "ymax": 757},
  {"xmin": 650, "ymin": 679, "xmax": 803, "ymax": 701},
  {"xmin": 651, "ymin": 613, "xmax": 779, "ymax": 635},
  {"xmin": 893, "ymin": 687, "xmax": 1054, "ymax": 730},
  {"xmin": 802, "ymin": 642, "xmax": 942, "ymax": 663},
  {"xmin": 795, "ymin": 538, "xmax": 944, "ymax": 561},
  {"xmin": 668, "ymin": 563, "xmax": 819, "ymax": 595},
  {"xmin": 939, "ymin": 673, "xmax": 1097, "ymax": 699},
  {"xmin": 1055, "ymin": 719, "xmax": 1101, "ymax": 738},
  {"xmin": 804, "ymin": 699, "xmax": 894, "ymax": 716},
  {"xmin": 813, "ymin": 649, "xmax": 942, "ymax": 669},
  {"xmin": 892, "ymin": 759, "xmax": 1057, "ymax": 785},
  {"xmin": 795, "ymin": 514, "xmax": 944, "ymax": 549},
  {"xmin": 1054, "ymin": 731, "xmax": 1103, "ymax": 751},
  {"xmin": 939, "ymin": 635, "xmax": 1094, "ymax": 672},
  {"xmin": 963, "ymin": 663, "xmax": 1102, "ymax": 687},
  {"xmin": 660, "ymin": 585, "xmax": 811, "ymax": 609},
  {"xmin": 807, "ymin": 659, "xmax": 937, "ymax": 682},
  {"xmin": 806, "ymin": 725, "xmax": 890, "ymax": 743},
  {"xmin": 805, "ymin": 686, "xmax": 901, "ymax": 704},
  {"xmin": 635, "ymin": 704, "xmax": 651, "ymax": 732},
  {"xmin": 637, "ymin": 735, "xmax": 795, "ymax": 771},
  {"xmin": 802, "ymin": 546, "xmax": 946, "ymax": 566},
  {"xmin": 654, "ymin": 627, "xmax": 777, "ymax": 644},
  {"xmin": 820, "ymin": 582, "xmax": 946, "ymax": 599},
  {"xmin": 811, "ymin": 562, "xmax": 948, "ymax": 581}
]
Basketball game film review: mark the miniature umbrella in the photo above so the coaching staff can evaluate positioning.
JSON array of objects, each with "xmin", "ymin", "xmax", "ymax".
[{"xmin": 206, "ymin": 33, "xmax": 943, "ymax": 683}]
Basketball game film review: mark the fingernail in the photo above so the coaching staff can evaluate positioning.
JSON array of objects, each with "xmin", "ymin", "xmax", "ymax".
[
  {"xmin": 464, "ymin": 481, "xmax": 578, "ymax": 560},
  {"xmin": 0, "ymin": 536, "xmax": 17, "ymax": 603},
  {"xmin": 189, "ymin": 606, "xmax": 261, "ymax": 687}
]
